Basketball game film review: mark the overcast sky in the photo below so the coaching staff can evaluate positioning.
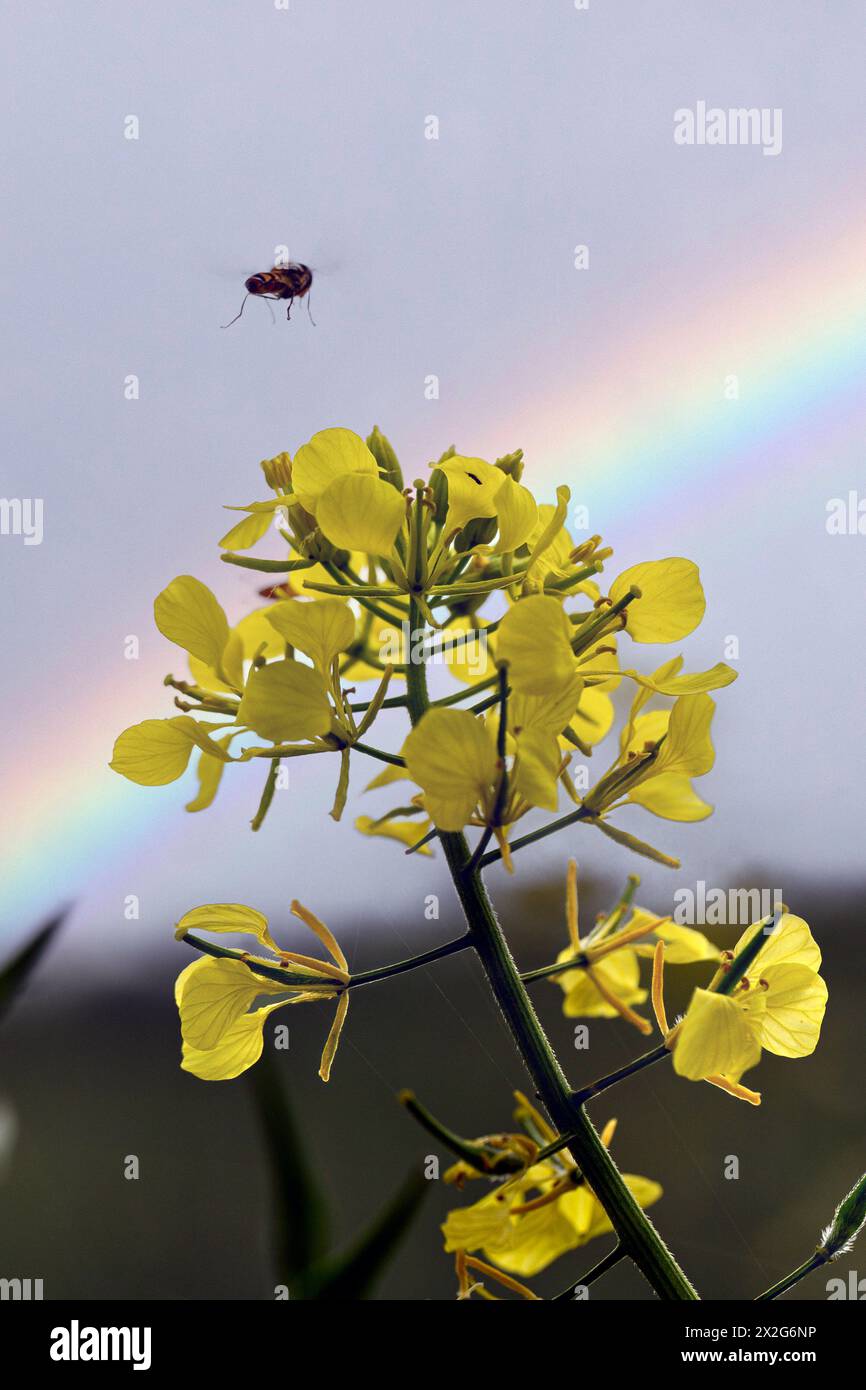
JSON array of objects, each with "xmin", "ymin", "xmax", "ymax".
[{"xmin": 1, "ymin": 1, "xmax": 864, "ymax": 971}]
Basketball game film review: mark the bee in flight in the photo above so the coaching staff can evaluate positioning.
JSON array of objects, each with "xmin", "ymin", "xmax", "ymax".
[{"xmin": 223, "ymin": 262, "xmax": 315, "ymax": 327}]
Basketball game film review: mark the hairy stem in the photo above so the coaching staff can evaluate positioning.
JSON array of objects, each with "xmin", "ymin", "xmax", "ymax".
[
  {"xmin": 755, "ymin": 1252, "xmax": 826, "ymax": 1301},
  {"xmin": 405, "ymin": 593, "xmax": 698, "ymax": 1300}
]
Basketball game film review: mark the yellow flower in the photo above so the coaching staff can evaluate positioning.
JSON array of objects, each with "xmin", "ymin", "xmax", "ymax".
[
  {"xmin": 585, "ymin": 691, "xmax": 717, "ymax": 824},
  {"xmin": 552, "ymin": 862, "xmax": 719, "ymax": 1032},
  {"xmin": 401, "ymin": 689, "xmax": 578, "ymax": 855},
  {"xmin": 434, "ymin": 456, "xmax": 506, "ymax": 538},
  {"xmin": 292, "ymin": 427, "xmax": 407, "ymax": 555},
  {"xmin": 174, "ymin": 901, "xmax": 350, "ymax": 1082},
  {"xmin": 110, "ymin": 580, "xmax": 368, "ymax": 807},
  {"xmin": 442, "ymin": 1096, "xmax": 661, "ymax": 1278},
  {"xmin": 670, "ymin": 914, "xmax": 827, "ymax": 1091}
]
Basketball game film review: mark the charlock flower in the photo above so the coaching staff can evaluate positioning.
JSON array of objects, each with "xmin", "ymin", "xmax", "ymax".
[
  {"xmin": 442, "ymin": 1093, "xmax": 661, "ymax": 1279},
  {"xmin": 400, "ymin": 597, "xmax": 602, "ymax": 859},
  {"xmin": 174, "ymin": 901, "xmax": 350, "ymax": 1083},
  {"xmin": 110, "ymin": 573, "xmax": 392, "ymax": 821},
  {"xmin": 552, "ymin": 861, "xmax": 719, "ymax": 1034},
  {"xmin": 652, "ymin": 912, "xmax": 828, "ymax": 1105}
]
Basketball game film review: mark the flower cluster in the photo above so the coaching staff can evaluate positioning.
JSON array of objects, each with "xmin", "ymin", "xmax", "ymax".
[{"xmin": 110, "ymin": 426, "xmax": 736, "ymax": 869}]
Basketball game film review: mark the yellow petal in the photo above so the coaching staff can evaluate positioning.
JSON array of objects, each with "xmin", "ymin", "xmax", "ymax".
[
  {"xmin": 402, "ymin": 708, "xmax": 498, "ymax": 831},
  {"xmin": 292, "ymin": 428, "xmax": 378, "ymax": 512},
  {"xmin": 672, "ymin": 988, "xmax": 762, "ymax": 1081},
  {"xmin": 611, "ymin": 558, "xmax": 705, "ymax": 643},
  {"xmin": 266, "ymin": 598, "xmax": 355, "ymax": 673},
  {"xmin": 484, "ymin": 1199, "xmax": 583, "ymax": 1276},
  {"xmin": 733, "ymin": 912, "xmax": 822, "ymax": 974},
  {"xmin": 436, "ymin": 456, "xmax": 505, "ymax": 536},
  {"xmin": 567, "ymin": 687, "xmax": 615, "ymax": 747},
  {"xmin": 513, "ymin": 671, "xmax": 584, "ymax": 740},
  {"xmin": 631, "ymin": 916, "xmax": 720, "ymax": 964},
  {"xmin": 757, "ymin": 965, "xmax": 827, "ymax": 1058},
  {"xmin": 185, "ymin": 736, "xmax": 234, "ymax": 812},
  {"xmin": 439, "ymin": 618, "xmax": 496, "ymax": 686},
  {"xmin": 513, "ymin": 729, "xmax": 561, "ymax": 811},
  {"xmin": 558, "ymin": 950, "xmax": 646, "ymax": 1018},
  {"xmin": 442, "ymin": 1194, "xmax": 513, "ymax": 1255},
  {"xmin": 364, "ymin": 762, "xmax": 410, "ymax": 791},
  {"xmin": 635, "ymin": 661, "xmax": 736, "ymax": 695},
  {"xmin": 290, "ymin": 899, "xmax": 348, "ymax": 974},
  {"xmin": 497, "ymin": 594, "xmax": 575, "ymax": 695},
  {"xmin": 316, "ymin": 472, "xmax": 406, "ymax": 554},
  {"xmin": 180, "ymin": 1000, "xmax": 288, "ymax": 1081},
  {"xmin": 655, "ymin": 694, "xmax": 716, "ymax": 778},
  {"xmin": 154, "ymin": 575, "xmax": 230, "ymax": 669},
  {"xmin": 218, "ymin": 509, "xmax": 274, "ymax": 551},
  {"xmin": 174, "ymin": 903, "xmax": 281, "ymax": 953},
  {"xmin": 355, "ymin": 814, "xmax": 434, "ymax": 854},
  {"xmin": 237, "ymin": 658, "xmax": 332, "ymax": 743},
  {"xmin": 177, "ymin": 956, "xmax": 287, "ymax": 1052},
  {"xmin": 623, "ymin": 1173, "xmax": 663, "ymax": 1215},
  {"xmin": 525, "ymin": 488, "xmax": 572, "ymax": 579},
  {"xmin": 318, "ymin": 992, "xmax": 349, "ymax": 1082},
  {"xmin": 110, "ymin": 716, "xmax": 230, "ymax": 787},
  {"xmin": 627, "ymin": 771, "xmax": 713, "ymax": 821},
  {"xmin": 494, "ymin": 476, "xmax": 538, "ymax": 553}
]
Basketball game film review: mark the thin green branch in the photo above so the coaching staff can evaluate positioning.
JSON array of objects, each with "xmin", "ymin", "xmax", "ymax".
[
  {"xmin": 755, "ymin": 1253, "xmax": 826, "ymax": 1301},
  {"xmin": 552, "ymin": 1244, "xmax": 625, "ymax": 1301}
]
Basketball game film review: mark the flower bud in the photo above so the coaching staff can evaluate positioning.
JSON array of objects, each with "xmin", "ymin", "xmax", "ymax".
[
  {"xmin": 297, "ymin": 527, "xmax": 349, "ymax": 567},
  {"xmin": 819, "ymin": 1172, "xmax": 866, "ymax": 1259},
  {"xmin": 495, "ymin": 448, "xmax": 524, "ymax": 482},
  {"xmin": 366, "ymin": 426, "xmax": 404, "ymax": 492},
  {"xmin": 428, "ymin": 447, "xmax": 454, "ymax": 523},
  {"xmin": 260, "ymin": 452, "xmax": 292, "ymax": 492}
]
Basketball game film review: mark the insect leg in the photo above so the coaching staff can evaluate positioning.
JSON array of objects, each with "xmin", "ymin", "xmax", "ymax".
[
  {"xmin": 221, "ymin": 295, "xmax": 249, "ymax": 328},
  {"xmin": 305, "ymin": 290, "xmax": 316, "ymax": 327}
]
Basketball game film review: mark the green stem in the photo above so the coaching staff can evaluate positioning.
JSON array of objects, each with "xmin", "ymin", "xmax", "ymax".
[
  {"xmin": 351, "ymin": 740, "xmax": 405, "ymax": 768},
  {"xmin": 251, "ymin": 758, "xmax": 280, "ymax": 831},
  {"xmin": 478, "ymin": 805, "xmax": 593, "ymax": 868},
  {"xmin": 182, "ymin": 930, "xmax": 471, "ymax": 992},
  {"xmin": 552, "ymin": 1244, "xmax": 624, "ymax": 1301},
  {"xmin": 755, "ymin": 1252, "xmax": 826, "ymax": 1301},
  {"xmin": 573, "ymin": 1044, "xmax": 670, "ymax": 1106},
  {"xmin": 520, "ymin": 956, "xmax": 588, "ymax": 984},
  {"xmin": 345, "ymin": 933, "xmax": 471, "ymax": 988},
  {"xmin": 220, "ymin": 554, "xmax": 314, "ymax": 573},
  {"xmin": 404, "ymin": 598, "xmax": 698, "ymax": 1301}
]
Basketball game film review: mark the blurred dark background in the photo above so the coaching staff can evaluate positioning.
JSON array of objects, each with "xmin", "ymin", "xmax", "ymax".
[{"xmin": 1, "ymin": 866, "xmax": 861, "ymax": 1301}]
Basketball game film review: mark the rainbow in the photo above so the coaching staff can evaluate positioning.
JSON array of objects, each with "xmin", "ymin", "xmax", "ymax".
[{"xmin": 3, "ymin": 223, "xmax": 863, "ymax": 939}]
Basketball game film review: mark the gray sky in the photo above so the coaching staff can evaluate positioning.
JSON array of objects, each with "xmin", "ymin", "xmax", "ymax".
[{"xmin": 1, "ymin": 1, "xmax": 864, "ymax": 967}]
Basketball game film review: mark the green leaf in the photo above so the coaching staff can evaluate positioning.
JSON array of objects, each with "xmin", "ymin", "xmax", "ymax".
[
  {"xmin": 0, "ymin": 911, "xmax": 67, "ymax": 1023},
  {"xmin": 248, "ymin": 1050, "xmax": 329, "ymax": 1284},
  {"xmin": 306, "ymin": 1172, "xmax": 427, "ymax": 1300}
]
